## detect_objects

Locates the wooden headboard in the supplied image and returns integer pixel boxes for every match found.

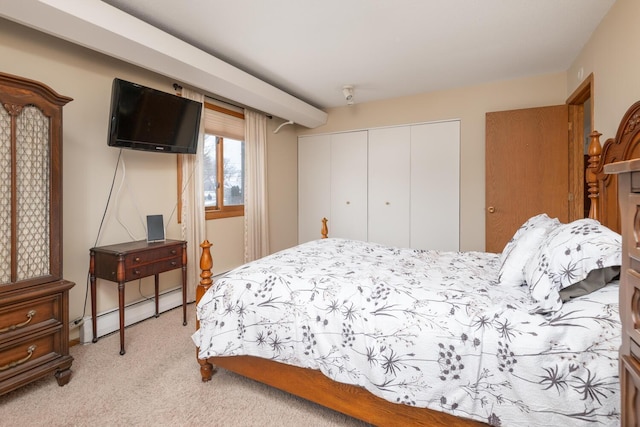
[587,100,640,233]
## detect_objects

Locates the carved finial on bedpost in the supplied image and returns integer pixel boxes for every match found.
[321,217,328,239]
[197,240,213,301]
[586,130,602,221]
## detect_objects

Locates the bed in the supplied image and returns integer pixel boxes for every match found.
[191,104,639,426]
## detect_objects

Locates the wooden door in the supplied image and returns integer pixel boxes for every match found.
[485,105,569,253]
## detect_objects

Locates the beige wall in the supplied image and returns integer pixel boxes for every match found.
[298,74,568,251]
[567,0,640,141]
[266,120,299,252]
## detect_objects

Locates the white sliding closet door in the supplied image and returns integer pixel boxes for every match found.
[298,135,330,243]
[299,121,459,250]
[410,120,460,251]
[368,126,411,248]
[330,131,368,241]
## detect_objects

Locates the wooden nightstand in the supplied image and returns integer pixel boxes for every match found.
[89,239,187,355]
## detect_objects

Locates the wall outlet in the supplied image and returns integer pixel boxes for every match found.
[69,318,84,330]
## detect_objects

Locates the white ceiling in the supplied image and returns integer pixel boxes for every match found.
[101,0,615,109]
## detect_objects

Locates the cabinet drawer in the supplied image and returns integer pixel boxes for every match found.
[126,257,182,278]
[621,354,640,427]
[0,294,62,342]
[627,194,640,262]
[124,245,182,267]
[624,269,640,346]
[631,171,640,192]
[0,328,63,382]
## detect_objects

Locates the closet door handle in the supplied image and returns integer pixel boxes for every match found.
[488,206,496,213]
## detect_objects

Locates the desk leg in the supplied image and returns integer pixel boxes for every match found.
[154,274,159,318]
[118,282,126,355]
[182,264,187,326]
[181,242,188,326]
[90,252,98,343]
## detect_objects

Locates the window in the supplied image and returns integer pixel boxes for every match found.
[202,102,245,219]
[176,100,244,221]
[203,133,245,219]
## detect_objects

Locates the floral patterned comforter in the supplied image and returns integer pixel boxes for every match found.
[192,238,620,426]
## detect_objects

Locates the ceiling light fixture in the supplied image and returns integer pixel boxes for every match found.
[342,85,354,106]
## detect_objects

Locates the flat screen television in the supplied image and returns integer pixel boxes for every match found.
[107,78,202,154]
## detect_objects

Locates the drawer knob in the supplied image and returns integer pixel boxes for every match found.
[170,261,177,267]
[0,344,37,371]
[0,309,36,333]
[134,257,141,263]
[133,269,141,275]
[170,250,177,255]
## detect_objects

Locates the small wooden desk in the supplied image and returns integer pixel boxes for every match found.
[89,239,187,355]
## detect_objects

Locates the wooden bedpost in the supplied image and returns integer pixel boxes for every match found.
[196,239,215,382]
[321,217,328,239]
[586,130,603,221]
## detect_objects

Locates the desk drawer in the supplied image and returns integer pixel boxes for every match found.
[126,257,182,278]
[125,245,182,267]
[0,295,62,343]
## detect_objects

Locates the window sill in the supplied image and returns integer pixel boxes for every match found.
[205,207,244,220]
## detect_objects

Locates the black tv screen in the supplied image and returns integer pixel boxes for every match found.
[107,78,202,154]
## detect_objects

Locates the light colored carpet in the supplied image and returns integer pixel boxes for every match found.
[0,304,369,427]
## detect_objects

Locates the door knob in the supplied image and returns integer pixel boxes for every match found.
[488,206,495,213]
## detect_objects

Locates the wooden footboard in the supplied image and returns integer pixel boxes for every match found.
[210,354,484,426]
[195,236,485,426]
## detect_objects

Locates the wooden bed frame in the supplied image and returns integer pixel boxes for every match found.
[194,105,640,426]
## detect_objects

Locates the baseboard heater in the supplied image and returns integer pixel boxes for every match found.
[78,286,185,344]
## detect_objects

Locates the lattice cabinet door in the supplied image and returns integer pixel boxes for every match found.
[0,73,72,289]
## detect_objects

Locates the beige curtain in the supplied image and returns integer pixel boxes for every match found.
[243,110,269,262]
[179,88,206,302]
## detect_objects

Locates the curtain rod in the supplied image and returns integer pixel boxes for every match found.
[174,82,274,119]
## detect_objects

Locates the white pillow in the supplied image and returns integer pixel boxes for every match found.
[499,214,561,266]
[498,226,548,286]
[499,214,561,284]
[524,218,621,314]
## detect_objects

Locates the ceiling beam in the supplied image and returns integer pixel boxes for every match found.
[0,0,327,128]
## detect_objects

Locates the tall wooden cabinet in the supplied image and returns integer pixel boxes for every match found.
[299,120,460,250]
[0,72,74,395]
